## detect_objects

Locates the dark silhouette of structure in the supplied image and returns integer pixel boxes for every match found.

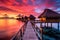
[24,16,28,20]
[16,14,21,18]
[29,15,36,20]
[16,14,22,20]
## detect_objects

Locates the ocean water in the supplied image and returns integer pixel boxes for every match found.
[0,19,24,40]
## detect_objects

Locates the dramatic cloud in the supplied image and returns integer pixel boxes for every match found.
[0,0,9,3]
[0,0,60,16]
[0,6,17,12]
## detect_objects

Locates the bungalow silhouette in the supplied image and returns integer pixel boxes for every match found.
[29,15,36,20]
[38,9,60,22]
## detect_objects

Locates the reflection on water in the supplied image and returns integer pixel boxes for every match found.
[0,19,24,40]
[35,23,60,30]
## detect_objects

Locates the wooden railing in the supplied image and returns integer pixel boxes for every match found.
[11,22,27,40]
[31,21,42,40]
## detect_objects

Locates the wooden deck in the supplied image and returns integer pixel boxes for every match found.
[22,21,38,40]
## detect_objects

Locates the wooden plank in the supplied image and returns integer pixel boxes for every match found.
[23,21,38,40]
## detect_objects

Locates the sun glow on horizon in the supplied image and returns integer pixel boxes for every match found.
[0,11,20,18]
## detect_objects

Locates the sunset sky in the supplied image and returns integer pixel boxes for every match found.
[0,0,60,17]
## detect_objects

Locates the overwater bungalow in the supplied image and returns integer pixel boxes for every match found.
[38,9,60,30]
[38,9,60,22]
[37,9,60,40]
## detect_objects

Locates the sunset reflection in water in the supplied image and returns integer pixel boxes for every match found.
[0,19,24,40]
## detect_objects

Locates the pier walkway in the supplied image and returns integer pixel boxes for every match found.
[22,21,38,40]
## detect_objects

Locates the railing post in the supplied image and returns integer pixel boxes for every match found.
[51,22,52,29]
[40,22,43,40]
[20,30,22,40]
[47,23,48,27]
[58,22,59,31]
[44,22,46,27]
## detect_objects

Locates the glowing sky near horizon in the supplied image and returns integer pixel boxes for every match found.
[0,0,60,16]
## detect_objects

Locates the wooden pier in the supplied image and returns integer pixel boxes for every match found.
[23,21,38,40]
[11,21,39,40]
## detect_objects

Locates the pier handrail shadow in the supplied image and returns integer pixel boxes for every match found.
[11,22,27,40]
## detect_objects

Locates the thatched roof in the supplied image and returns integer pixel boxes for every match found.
[38,9,60,18]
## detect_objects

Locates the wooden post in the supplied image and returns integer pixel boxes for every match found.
[58,22,59,31]
[44,22,46,27]
[47,23,48,27]
[51,22,52,29]
[40,22,43,40]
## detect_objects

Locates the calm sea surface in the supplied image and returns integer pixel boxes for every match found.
[0,19,24,40]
